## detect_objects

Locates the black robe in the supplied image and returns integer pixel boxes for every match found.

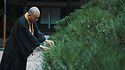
[0,15,46,70]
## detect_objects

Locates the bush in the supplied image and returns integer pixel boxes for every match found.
[43,0,125,70]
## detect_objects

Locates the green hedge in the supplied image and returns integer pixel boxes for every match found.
[43,0,125,70]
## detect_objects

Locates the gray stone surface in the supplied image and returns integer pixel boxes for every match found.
[0,51,3,62]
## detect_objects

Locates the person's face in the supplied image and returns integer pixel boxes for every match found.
[29,13,40,23]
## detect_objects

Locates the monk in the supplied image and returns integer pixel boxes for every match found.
[0,6,54,70]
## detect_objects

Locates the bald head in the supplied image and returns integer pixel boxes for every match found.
[28,6,40,23]
[28,6,40,15]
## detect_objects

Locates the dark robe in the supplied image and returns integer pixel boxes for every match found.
[0,15,46,70]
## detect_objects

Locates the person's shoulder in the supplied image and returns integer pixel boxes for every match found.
[17,15,26,23]
[14,15,27,27]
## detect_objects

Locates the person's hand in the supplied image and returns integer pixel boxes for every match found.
[39,45,50,50]
[42,47,50,50]
[45,40,54,45]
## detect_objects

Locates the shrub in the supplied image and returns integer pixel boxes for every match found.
[43,0,125,70]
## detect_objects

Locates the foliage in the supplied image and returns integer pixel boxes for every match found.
[43,0,125,70]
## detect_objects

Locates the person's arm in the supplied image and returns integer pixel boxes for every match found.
[35,23,54,45]
[35,23,46,43]
[16,22,40,52]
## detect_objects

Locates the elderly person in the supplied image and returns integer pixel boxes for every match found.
[0,6,54,70]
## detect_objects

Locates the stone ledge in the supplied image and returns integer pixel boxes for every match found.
[0,51,3,62]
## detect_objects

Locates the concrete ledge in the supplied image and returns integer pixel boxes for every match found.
[0,48,4,62]
[0,51,3,62]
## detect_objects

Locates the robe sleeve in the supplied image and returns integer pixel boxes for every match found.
[15,21,40,53]
[35,23,46,43]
